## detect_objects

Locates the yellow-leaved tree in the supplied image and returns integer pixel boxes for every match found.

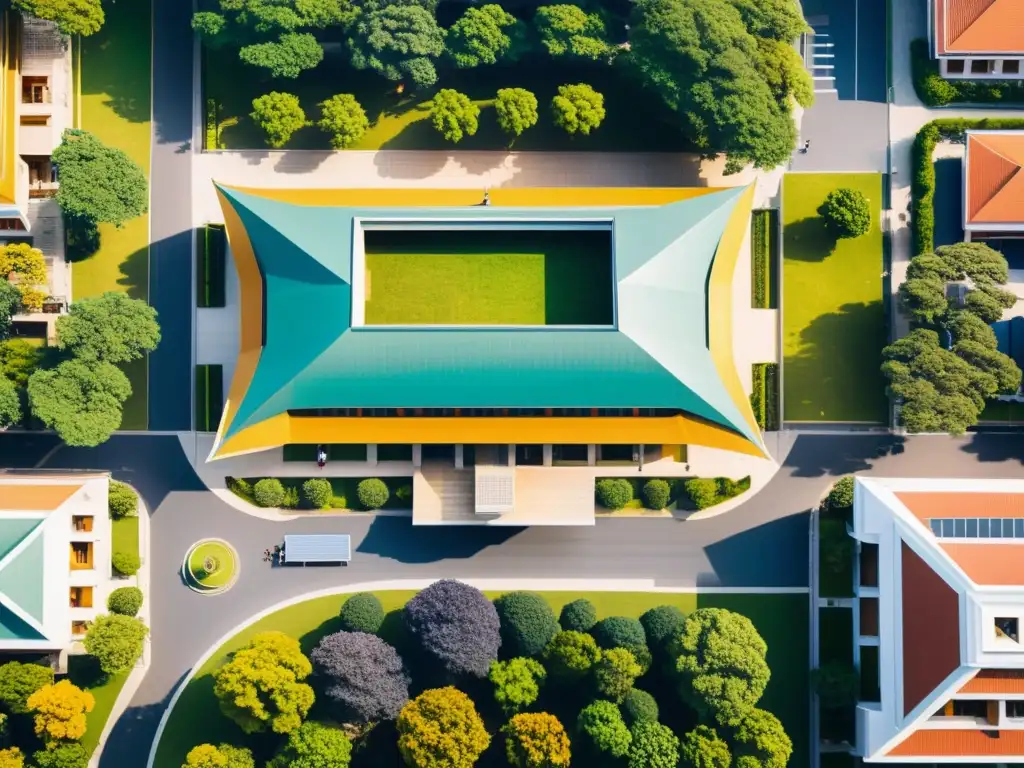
[0,746,23,768]
[397,687,490,768]
[503,712,571,768]
[0,243,47,313]
[27,680,95,741]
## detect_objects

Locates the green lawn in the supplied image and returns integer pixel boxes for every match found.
[66,656,130,757]
[75,0,152,429]
[187,542,236,589]
[782,173,888,423]
[363,229,613,326]
[205,46,691,152]
[153,590,809,768]
[111,516,139,563]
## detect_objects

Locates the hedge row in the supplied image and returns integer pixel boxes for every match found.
[911,38,1024,107]
[227,476,412,511]
[595,476,751,511]
[751,210,772,309]
[750,364,766,429]
[912,116,1024,256]
[764,363,780,430]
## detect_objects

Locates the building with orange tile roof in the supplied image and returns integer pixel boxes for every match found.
[962,131,1024,237]
[851,477,1024,761]
[929,0,1024,79]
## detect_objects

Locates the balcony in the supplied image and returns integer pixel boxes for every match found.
[69,542,92,571]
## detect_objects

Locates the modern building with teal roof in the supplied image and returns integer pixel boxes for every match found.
[211,185,767,471]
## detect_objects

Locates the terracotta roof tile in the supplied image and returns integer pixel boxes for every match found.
[939,543,1024,585]
[902,541,961,716]
[938,0,1024,54]
[967,136,1023,223]
[0,484,81,511]
[959,669,1024,694]
[896,490,1024,520]
[888,728,1024,757]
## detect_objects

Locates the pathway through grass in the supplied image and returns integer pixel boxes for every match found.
[782,173,888,422]
[75,1,152,428]
[153,589,809,768]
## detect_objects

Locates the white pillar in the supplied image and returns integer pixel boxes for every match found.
[412,444,422,468]
[508,444,516,467]
[543,444,553,466]
[587,444,597,466]
[455,444,464,469]
[367,444,378,467]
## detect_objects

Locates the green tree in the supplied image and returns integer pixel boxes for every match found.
[594,648,643,702]
[898,276,948,325]
[819,188,871,239]
[543,630,601,681]
[489,658,546,715]
[28,360,132,447]
[964,288,1014,324]
[812,661,859,709]
[621,689,659,726]
[396,687,490,768]
[83,614,149,675]
[27,681,94,742]
[731,708,792,768]
[430,89,480,143]
[727,0,808,40]
[627,721,680,768]
[357,478,390,509]
[51,130,148,227]
[559,598,597,632]
[108,480,139,519]
[642,479,671,510]
[639,605,686,663]
[213,632,314,734]
[534,5,609,60]
[672,608,769,724]
[338,592,386,634]
[551,84,605,136]
[503,712,571,768]
[316,94,369,149]
[595,478,632,509]
[0,662,53,715]
[494,591,560,657]
[494,88,538,142]
[239,33,325,79]
[0,244,45,313]
[31,742,90,768]
[349,5,445,88]
[826,476,854,510]
[0,282,21,338]
[107,586,144,617]
[56,292,160,364]
[0,339,43,388]
[447,5,526,68]
[0,378,18,430]
[755,38,813,108]
[577,700,631,759]
[182,744,255,768]
[268,721,351,768]
[13,0,104,36]
[948,309,999,347]
[628,0,796,171]
[251,92,307,148]
[112,551,141,576]
[679,725,731,768]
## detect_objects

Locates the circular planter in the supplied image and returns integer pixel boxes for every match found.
[182,539,239,595]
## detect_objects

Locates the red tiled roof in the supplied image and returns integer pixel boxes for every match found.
[935,0,1024,55]
[959,669,1024,694]
[964,134,1024,226]
[896,490,1024,520]
[888,728,1024,756]
[939,543,1024,586]
[901,541,961,716]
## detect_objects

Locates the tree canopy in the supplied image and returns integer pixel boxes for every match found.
[27,681,94,742]
[731,708,793,768]
[316,94,369,149]
[900,242,1015,325]
[183,744,255,768]
[542,630,601,681]
[576,700,631,759]
[396,687,490,768]
[727,0,807,40]
[494,591,560,657]
[628,0,797,171]
[56,292,161,364]
[494,88,539,141]
[534,5,610,60]
[309,631,410,723]
[13,0,104,36]
[30,742,90,768]
[489,658,546,715]
[348,5,445,88]
[627,721,680,768]
[0,244,46,313]
[594,648,643,702]
[239,33,325,78]
[0,747,20,768]
[679,725,731,768]
[0,282,20,339]
[819,187,871,239]
[447,5,526,68]
[213,631,314,734]
[404,580,501,678]
[51,130,148,227]
[430,89,480,143]
[27,360,132,447]
[502,712,571,768]
[83,615,150,675]
[551,83,605,136]
[267,721,352,768]
[0,662,53,715]
[251,92,307,148]
[0,378,18,430]
[672,608,770,724]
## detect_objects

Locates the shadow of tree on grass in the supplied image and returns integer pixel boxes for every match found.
[783,215,839,262]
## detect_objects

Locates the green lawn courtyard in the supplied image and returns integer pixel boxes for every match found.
[67,656,130,758]
[75,0,152,429]
[111,516,139,565]
[204,45,691,152]
[782,173,888,423]
[153,589,809,768]
[363,229,613,326]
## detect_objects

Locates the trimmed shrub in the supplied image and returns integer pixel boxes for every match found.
[684,478,718,510]
[108,481,138,519]
[827,476,855,510]
[639,605,686,657]
[911,38,1024,107]
[764,363,780,430]
[577,699,631,759]
[253,478,285,508]
[750,363,767,429]
[227,477,252,500]
[357,478,389,509]
[494,591,560,657]
[542,630,601,681]
[642,479,670,510]
[396,484,413,503]
[750,210,771,308]
[112,551,141,576]
[595,478,632,510]
[339,592,386,634]
[301,478,332,509]
[281,485,299,509]
[310,631,410,723]
[592,617,650,670]
[819,187,871,239]
[621,688,659,726]
[559,598,597,633]
[107,586,143,617]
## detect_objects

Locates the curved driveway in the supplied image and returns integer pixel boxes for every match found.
[3,431,1024,765]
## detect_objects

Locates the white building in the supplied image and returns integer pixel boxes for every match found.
[851,476,1024,761]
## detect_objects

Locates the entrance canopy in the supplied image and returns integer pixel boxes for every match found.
[283,534,351,564]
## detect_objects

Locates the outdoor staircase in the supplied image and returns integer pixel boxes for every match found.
[413,462,477,523]
[804,26,838,94]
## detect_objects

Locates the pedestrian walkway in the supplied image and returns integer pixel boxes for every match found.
[806,29,837,94]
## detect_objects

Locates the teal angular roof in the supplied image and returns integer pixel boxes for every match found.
[0,518,47,641]
[218,185,758,446]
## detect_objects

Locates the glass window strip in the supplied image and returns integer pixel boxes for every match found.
[928,517,1024,539]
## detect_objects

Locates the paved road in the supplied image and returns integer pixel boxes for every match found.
[146,0,194,431]
[3,431,1023,765]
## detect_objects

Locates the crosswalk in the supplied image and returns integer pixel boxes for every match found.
[807,29,838,94]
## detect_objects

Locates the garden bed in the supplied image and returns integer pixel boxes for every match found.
[595,475,751,513]
[911,38,1024,107]
[226,476,413,511]
[751,209,778,309]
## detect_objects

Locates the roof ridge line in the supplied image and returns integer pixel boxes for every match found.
[948,0,1000,49]
[0,590,48,638]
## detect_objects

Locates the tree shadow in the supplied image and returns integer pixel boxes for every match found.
[781,433,906,479]
[783,215,839,262]
[116,245,149,302]
[65,217,101,263]
[79,2,152,125]
[960,432,1024,464]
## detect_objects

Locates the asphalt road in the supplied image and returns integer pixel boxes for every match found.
[146,0,194,431]
[3,431,1023,765]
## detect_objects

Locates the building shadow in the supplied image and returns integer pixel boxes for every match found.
[97,678,180,768]
[356,515,524,563]
[703,514,810,588]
